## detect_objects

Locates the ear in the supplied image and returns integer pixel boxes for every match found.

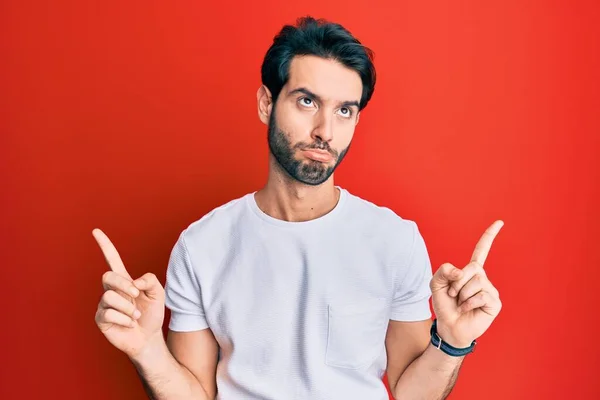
[257,85,273,125]
[355,111,360,126]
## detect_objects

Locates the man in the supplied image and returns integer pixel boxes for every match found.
[93,16,503,400]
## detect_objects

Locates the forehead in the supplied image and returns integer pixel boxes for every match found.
[286,55,362,103]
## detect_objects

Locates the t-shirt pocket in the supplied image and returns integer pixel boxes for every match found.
[325,297,389,370]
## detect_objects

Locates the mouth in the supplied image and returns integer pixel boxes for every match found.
[301,148,334,163]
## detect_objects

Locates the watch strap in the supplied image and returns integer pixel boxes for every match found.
[430,319,476,357]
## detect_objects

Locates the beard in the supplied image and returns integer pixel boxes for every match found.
[267,110,351,186]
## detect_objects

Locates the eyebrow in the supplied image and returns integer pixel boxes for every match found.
[288,87,360,109]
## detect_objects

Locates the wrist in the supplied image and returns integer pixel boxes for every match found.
[435,321,473,349]
[129,331,167,368]
[426,341,466,364]
[431,319,476,357]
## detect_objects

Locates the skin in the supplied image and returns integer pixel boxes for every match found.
[254,55,361,222]
[93,54,503,400]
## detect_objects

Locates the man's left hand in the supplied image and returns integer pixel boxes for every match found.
[430,220,504,348]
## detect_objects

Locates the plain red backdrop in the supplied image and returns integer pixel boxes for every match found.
[1,1,599,399]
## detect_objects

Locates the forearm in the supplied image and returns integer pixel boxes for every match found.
[393,343,464,400]
[130,334,211,400]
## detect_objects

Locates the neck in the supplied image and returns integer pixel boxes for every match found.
[254,156,340,222]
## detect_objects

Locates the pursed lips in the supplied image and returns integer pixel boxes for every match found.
[301,148,334,162]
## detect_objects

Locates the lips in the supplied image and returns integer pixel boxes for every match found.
[302,149,333,162]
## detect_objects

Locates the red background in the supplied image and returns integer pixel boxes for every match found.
[1,1,598,399]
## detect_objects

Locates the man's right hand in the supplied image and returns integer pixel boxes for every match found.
[93,228,166,359]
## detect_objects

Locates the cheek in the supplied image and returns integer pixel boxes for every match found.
[332,121,356,148]
[276,104,314,141]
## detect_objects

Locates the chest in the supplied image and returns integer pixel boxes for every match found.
[200,232,395,355]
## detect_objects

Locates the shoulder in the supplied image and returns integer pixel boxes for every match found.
[179,192,252,246]
[343,188,419,239]
[341,188,424,267]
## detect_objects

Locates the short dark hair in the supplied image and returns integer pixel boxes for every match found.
[261,16,376,111]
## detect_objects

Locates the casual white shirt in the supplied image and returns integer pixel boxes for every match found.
[165,187,433,400]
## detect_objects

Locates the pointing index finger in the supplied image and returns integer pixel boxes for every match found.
[92,228,132,280]
[470,220,504,268]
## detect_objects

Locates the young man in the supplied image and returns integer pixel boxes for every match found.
[93,16,503,400]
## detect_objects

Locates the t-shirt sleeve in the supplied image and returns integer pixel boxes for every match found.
[164,230,209,332]
[390,221,433,321]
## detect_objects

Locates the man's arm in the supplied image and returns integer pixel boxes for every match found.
[131,227,220,399]
[386,319,463,400]
[386,221,505,399]
[130,328,219,400]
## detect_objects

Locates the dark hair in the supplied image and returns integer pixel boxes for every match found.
[261,16,376,111]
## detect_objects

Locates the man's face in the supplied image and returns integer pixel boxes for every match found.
[267,55,362,186]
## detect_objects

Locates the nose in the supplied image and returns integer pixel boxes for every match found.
[311,111,334,143]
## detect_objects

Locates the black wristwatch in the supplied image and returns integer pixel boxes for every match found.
[430,319,476,357]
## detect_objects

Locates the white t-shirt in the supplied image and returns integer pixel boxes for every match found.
[164,187,433,400]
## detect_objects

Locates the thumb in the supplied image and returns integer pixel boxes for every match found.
[430,263,463,291]
[133,273,165,300]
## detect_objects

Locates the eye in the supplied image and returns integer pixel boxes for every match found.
[338,107,353,118]
[299,97,314,108]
